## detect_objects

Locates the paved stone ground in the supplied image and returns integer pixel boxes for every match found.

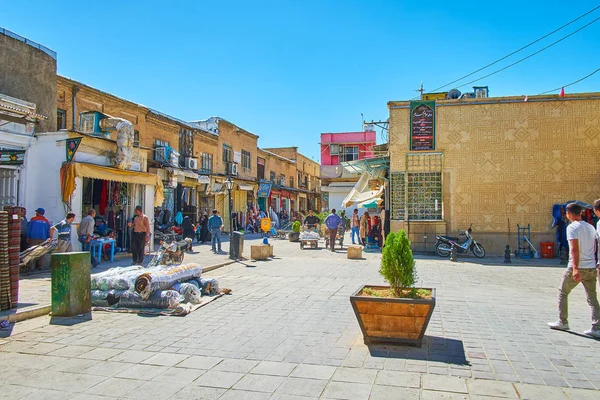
[1,234,599,399]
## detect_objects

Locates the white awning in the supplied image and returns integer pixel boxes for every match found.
[342,172,384,208]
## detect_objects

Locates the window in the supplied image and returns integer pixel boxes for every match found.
[242,150,251,170]
[179,128,194,167]
[223,144,233,163]
[57,109,66,130]
[154,139,170,162]
[340,146,359,162]
[155,139,169,148]
[133,130,140,147]
[289,177,294,188]
[257,157,266,180]
[270,171,276,183]
[200,153,213,174]
[279,175,286,186]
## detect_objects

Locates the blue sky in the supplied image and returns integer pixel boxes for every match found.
[2,1,599,161]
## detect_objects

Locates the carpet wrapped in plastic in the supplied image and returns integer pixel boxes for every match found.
[91,265,146,291]
[134,263,203,299]
[299,231,320,240]
[118,290,181,309]
[91,289,127,307]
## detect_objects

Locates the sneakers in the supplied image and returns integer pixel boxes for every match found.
[583,328,600,338]
[548,321,570,331]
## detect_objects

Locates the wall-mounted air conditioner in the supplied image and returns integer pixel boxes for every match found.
[155,147,167,162]
[330,144,340,155]
[228,163,238,175]
[185,157,198,170]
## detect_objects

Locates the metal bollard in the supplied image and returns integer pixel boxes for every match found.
[450,244,458,262]
[504,245,512,264]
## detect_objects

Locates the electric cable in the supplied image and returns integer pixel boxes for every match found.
[427,5,600,93]
[454,16,600,89]
[539,67,600,94]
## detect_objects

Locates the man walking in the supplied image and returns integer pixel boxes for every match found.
[128,205,151,264]
[350,209,360,244]
[53,212,75,253]
[208,209,223,252]
[78,208,98,268]
[325,208,342,252]
[548,202,600,338]
[26,207,53,270]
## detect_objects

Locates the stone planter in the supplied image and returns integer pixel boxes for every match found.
[288,232,300,242]
[350,285,436,347]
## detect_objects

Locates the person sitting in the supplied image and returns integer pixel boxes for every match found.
[303,210,320,230]
[367,216,382,248]
[102,230,121,261]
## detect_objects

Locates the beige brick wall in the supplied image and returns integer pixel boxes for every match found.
[215,119,258,181]
[388,94,600,254]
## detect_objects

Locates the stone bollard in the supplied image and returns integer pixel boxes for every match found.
[347,245,363,259]
[450,244,458,262]
[504,245,512,264]
[51,252,91,317]
[251,245,270,260]
[267,244,274,257]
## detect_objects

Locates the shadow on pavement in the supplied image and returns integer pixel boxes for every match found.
[50,312,92,326]
[366,336,470,366]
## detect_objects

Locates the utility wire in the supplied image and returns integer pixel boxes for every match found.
[454,16,600,89]
[539,67,600,94]
[428,5,600,93]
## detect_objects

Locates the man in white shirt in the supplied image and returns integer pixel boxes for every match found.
[548,202,600,338]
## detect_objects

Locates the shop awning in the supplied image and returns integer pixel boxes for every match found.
[61,162,164,206]
[342,172,384,208]
[238,184,254,191]
[341,156,390,175]
[359,198,382,208]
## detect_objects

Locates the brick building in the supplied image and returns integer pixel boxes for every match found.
[387,92,600,254]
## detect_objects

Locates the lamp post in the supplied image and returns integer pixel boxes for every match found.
[224,176,234,259]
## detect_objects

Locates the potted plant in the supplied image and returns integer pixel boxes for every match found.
[350,229,435,347]
[288,221,301,242]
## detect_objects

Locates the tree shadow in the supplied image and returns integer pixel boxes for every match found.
[366,336,470,366]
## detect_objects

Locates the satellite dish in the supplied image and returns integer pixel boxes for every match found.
[448,89,461,99]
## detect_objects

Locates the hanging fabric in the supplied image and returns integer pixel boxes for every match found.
[100,180,108,215]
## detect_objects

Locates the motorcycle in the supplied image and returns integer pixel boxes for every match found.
[148,237,193,267]
[435,224,486,258]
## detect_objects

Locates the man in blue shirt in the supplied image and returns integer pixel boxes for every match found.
[208,209,223,252]
[26,207,53,270]
[52,212,75,253]
[325,209,342,252]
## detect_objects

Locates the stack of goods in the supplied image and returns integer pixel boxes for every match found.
[90,263,216,310]
[5,206,22,307]
[299,230,320,240]
[0,211,10,310]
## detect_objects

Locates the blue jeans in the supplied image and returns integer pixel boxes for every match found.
[79,235,98,267]
[211,228,222,251]
[351,226,359,244]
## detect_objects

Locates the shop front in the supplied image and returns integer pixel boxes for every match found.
[257,181,272,213]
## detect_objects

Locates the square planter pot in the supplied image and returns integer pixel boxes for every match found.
[350,285,436,347]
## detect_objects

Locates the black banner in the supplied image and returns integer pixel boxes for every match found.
[410,101,436,151]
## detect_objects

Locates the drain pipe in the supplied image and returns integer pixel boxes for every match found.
[71,85,79,130]
[99,117,134,170]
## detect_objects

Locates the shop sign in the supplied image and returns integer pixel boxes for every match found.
[197,175,210,184]
[0,150,25,165]
[258,182,272,197]
[410,100,436,151]
[65,137,82,162]
[234,151,242,163]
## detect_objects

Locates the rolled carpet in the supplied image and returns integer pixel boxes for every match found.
[135,263,203,300]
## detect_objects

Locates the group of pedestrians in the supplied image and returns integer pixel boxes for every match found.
[349,208,383,248]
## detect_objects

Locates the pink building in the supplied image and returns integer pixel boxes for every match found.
[320,130,377,212]
[320,131,376,166]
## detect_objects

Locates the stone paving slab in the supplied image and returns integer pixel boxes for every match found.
[1,233,600,398]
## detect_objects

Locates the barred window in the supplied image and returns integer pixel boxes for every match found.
[222,144,233,163]
[289,177,294,188]
[242,150,251,170]
[200,153,213,174]
[270,171,276,183]
[340,146,359,162]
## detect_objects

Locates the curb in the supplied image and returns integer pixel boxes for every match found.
[3,258,243,326]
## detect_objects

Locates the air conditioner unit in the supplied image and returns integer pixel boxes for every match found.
[228,163,238,175]
[185,157,198,170]
[155,147,167,162]
[330,144,340,155]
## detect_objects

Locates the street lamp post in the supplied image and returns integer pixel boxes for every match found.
[224,176,234,259]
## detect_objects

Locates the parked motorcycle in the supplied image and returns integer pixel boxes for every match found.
[148,237,193,267]
[435,224,486,258]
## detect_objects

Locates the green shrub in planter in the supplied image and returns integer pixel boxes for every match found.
[379,230,419,298]
[292,221,301,233]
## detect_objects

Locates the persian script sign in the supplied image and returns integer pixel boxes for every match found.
[410,101,436,151]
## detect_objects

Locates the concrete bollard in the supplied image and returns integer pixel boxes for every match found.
[267,244,274,257]
[51,252,91,317]
[347,245,363,259]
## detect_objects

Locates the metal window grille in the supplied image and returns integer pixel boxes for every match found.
[242,150,251,169]
[201,153,213,174]
[390,172,405,220]
[406,153,443,221]
[0,168,18,206]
